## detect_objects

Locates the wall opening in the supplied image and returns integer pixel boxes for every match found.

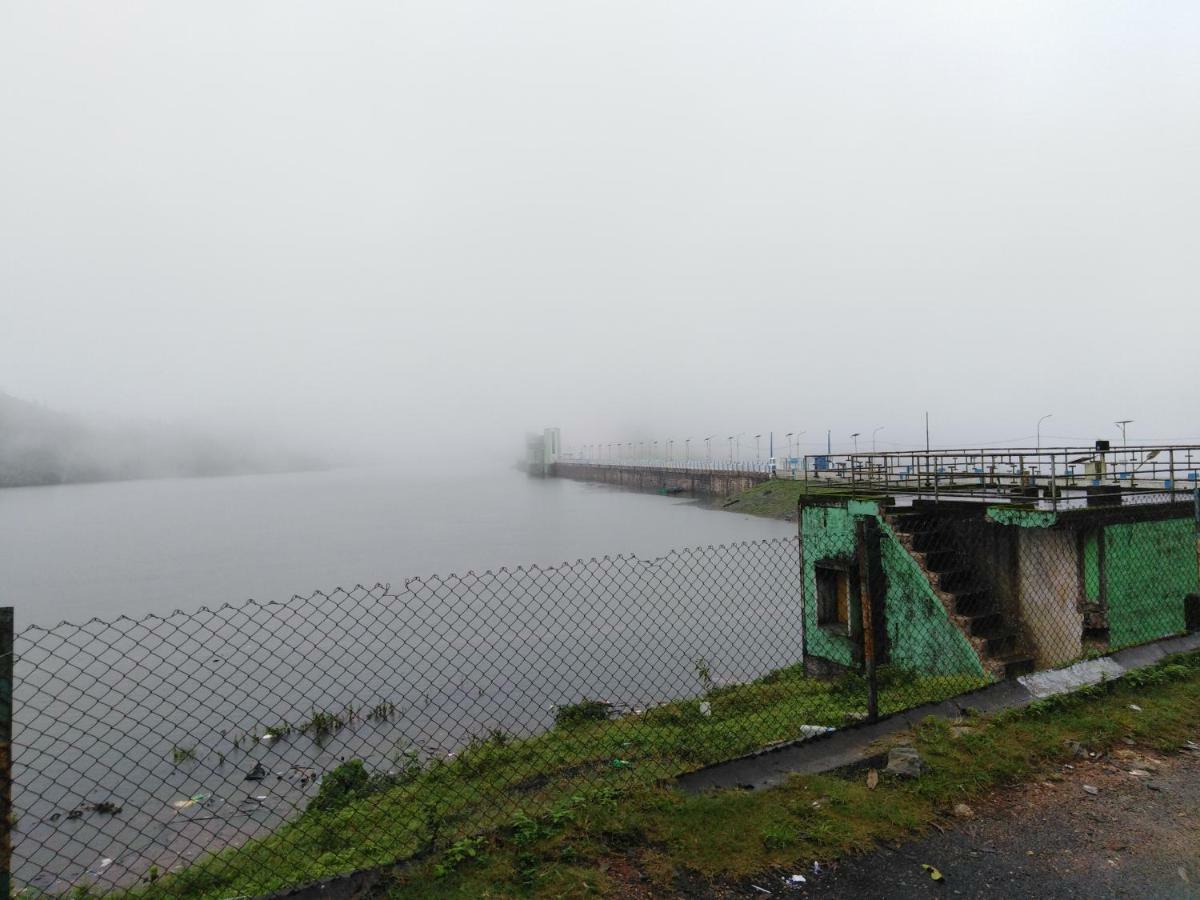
[816,563,852,635]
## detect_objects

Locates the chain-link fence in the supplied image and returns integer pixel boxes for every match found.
[8,499,1199,897]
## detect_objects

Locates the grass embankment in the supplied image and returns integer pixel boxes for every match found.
[718,480,880,520]
[133,665,982,899]
[372,651,1200,898]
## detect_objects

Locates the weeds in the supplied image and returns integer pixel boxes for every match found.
[432,836,484,878]
[694,657,715,694]
[301,709,346,739]
[367,701,397,722]
[554,699,611,729]
[171,745,196,764]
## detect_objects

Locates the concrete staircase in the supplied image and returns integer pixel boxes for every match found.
[887,511,1035,680]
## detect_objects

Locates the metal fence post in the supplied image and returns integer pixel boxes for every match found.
[0,607,12,900]
[856,520,878,723]
[1194,488,1200,585]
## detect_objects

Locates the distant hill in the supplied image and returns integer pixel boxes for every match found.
[0,392,322,488]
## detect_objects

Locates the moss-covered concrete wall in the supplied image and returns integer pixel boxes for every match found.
[800,504,858,667]
[877,521,984,676]
[988,504,1196,656]
[1105,517,1197,647]
[801,501,983,677]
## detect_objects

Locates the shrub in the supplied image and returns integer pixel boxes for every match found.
[554,699,610,729]
[307,760,370,814]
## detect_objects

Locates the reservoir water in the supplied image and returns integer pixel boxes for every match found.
[3,465,803,890]
[0,465,792,627]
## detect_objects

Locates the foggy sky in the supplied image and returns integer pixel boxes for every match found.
[2,1,1198,463]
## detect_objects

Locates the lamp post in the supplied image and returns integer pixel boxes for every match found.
[850,432,861,453]
[1036,414,1052,452]
[1115,419,1132,477]
[727,435,734,462]
[1115,419,1132,448]
[685,437,692,463]
[785,432,793,461]
[871,426,884,453]
[754,434,762,461]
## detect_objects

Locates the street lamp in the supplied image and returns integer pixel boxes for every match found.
[850,432,861,453]
[685,437,692,462]
[754,434,762,461]
[871,426,884,453]
[1036,414,1052,452]
[1115,419,1132,448]
[727,435,734,462]
[705,435,715,460]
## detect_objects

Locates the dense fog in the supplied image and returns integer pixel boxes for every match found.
[3,2,1198,477]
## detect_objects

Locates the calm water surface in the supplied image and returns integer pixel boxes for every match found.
[0,466,792,627]
[3,467,800,891]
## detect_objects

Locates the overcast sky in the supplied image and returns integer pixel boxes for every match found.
[2,1,1197,460]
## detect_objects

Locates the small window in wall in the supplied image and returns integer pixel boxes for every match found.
[816,564,851,634]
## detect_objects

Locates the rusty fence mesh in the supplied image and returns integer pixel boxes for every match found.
[10,501,1200,897]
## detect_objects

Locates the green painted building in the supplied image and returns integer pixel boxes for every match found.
[800,494,1199,681]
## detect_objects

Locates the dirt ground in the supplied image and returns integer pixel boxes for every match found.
[596,738,1200,899]
[738,741,1200,899]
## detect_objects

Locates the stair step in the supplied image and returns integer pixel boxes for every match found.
[951,589,994,616]
[984,631,1017,656]
[922,549,959,572]
[911,533,938,553]
[890,514,927,532]
[936,568,976,591]
[965,612,1004,637]
[998,654,1035,679]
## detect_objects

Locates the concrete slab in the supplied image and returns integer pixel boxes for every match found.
[677,716,909,793]
[953,680,1035,715]
[1019,657,1126,699]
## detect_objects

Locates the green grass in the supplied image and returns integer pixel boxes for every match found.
[372,649,1200,898]
[117,664,983,899]
[719,480,883,520]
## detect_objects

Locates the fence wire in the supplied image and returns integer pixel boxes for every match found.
[9,500,1200,897]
